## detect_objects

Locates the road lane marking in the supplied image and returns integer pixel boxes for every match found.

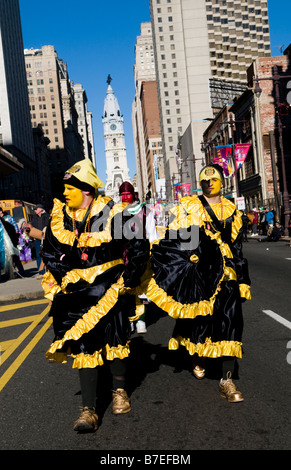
[0,316,53,393]
[0,305,50,367]
[0,315,40,328]
[262,310,291,330]
[0,340,15,351]
[0,299,48,313]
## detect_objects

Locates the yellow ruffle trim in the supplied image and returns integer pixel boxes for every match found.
[105,342,131,362]
[50,197,128,247]
[239,283,252,300]
[45,276,124,360]
[141,274,219,319]
[169,336,243,359]
[41,258,124,301]
[45,342,131,369]
[168,196,242,243]
[129,296,145,322]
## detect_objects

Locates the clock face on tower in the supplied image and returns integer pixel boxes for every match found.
[110,124,117,131]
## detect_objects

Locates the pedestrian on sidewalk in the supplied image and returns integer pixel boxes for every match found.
[0,219,17,280]
[41,159,149,432]
[266,208,274,227]
[142,164,251,402]
[0,209,25,278]
[28,204,50,278]
[17,219,32,263]
[251,208,258,236]
[258,221,284,242]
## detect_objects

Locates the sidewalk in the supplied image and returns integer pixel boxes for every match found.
[0,260,44,302]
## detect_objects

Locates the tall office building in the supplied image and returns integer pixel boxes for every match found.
[24,46,84,197]
[73,83,96,165]
[132,22,164,199]
[150,0,271,199]
[0,0,36,197]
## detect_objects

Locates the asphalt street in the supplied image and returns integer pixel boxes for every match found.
[0,238,290,453]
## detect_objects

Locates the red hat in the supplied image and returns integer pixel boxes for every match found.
[119,181,135,195]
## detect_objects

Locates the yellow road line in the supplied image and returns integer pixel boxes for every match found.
[0,340,14,351]
[0,305,50,367]
[0,299,48,313]
[0,316,53,393]
[0,316,40,328]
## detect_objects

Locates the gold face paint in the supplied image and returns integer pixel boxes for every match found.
[204,178,222,198]
[200,178,221,197]
[63,184,84,209]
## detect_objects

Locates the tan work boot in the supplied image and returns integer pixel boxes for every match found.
[73,407,98,432]
[112,388,131,414]
[219,371,244,403]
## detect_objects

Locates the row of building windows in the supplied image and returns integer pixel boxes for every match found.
[28,87,54,94]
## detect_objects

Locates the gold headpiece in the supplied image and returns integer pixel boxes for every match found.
[199,166,223,184]
[64,159,104,192]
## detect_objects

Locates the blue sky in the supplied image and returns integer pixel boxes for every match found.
[19,0,290,186]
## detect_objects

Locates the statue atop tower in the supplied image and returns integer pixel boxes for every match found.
[102,76,130,201]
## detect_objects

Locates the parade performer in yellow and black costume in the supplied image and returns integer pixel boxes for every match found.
[142,164,251,402]
[41,160,149,432]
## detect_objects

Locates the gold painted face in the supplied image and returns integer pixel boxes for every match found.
[63,184,84,209]
[201,178,222,198]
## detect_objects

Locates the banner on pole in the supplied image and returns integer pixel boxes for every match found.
[214,143,251,177]
[235,143,251,169]
[173,182,191,200]
[214,145,233,178]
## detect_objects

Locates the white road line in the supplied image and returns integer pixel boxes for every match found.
[263,310,291,330]
[285,258,291,261]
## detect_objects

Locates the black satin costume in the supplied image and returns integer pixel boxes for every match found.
[140,195,251,360]
[41,197,149,369]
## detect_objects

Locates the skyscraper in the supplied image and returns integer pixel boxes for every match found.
[24,45,84,197]
[150,0,271,199]
[132,22,164,200]
[73,83,96,165]
[0,0,36,196]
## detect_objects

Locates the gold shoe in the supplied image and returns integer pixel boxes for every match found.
[219,371,244,403]
[193,364,206,379]
[192,356,205,379]
[112,388,131,414]
[73,407,98,432]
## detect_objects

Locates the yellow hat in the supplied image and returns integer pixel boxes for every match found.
[199,165,223,184]
[64,159,104,192]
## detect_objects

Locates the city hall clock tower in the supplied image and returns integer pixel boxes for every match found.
[102,75,130,200]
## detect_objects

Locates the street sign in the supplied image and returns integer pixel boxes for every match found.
[237,196,245,210]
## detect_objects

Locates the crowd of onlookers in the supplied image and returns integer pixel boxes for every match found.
[242,207,288,242]
[0,204,49,281]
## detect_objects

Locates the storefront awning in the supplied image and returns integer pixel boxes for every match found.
[0,147,23,176]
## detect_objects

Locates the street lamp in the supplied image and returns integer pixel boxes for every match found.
[254,65,291,236]
[216,115,247,200]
